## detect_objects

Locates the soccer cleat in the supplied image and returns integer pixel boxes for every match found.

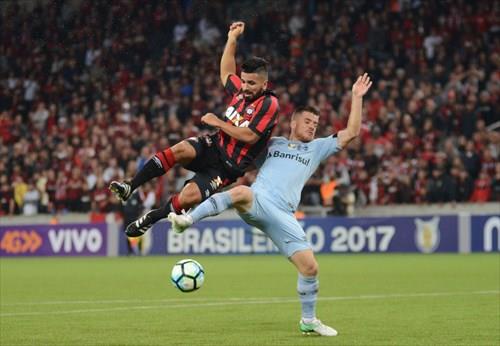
[300,319,338,336]
[109,180,132,202]
[167,212,193,234]
[125,210,155,237]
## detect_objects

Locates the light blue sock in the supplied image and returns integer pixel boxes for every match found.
[297,273,318,320]
[189,191,233,223]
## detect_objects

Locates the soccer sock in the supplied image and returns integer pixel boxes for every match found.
[148,194,182,223]
[189,191,232,223]
[130,148,176,191]
[297,273,318,321]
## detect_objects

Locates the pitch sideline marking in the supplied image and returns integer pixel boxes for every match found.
[1,290,498,317]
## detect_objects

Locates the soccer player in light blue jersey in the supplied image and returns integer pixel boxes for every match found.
[168,73,372,336]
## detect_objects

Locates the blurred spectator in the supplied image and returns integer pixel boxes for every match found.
[122,191,144,255]
[454,171,474,202]
[103,158,124,184]
[92,177,111,213]
[460,140,481,180]
[320,174,337,207]
[22,182,40,216]
[13,176,28,214]
[470,170,492,202]
[426,168,456,203]
[492,164,500,202]
[0,175,15,215]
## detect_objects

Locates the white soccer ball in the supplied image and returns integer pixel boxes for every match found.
[171,259,205,292]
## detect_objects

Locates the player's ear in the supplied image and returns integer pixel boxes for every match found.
[263,80,268,90]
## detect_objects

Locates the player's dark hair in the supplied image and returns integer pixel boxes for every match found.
[241,57,269,77]
[292,106,319,119]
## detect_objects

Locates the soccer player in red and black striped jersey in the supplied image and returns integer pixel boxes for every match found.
[109,21,280,237]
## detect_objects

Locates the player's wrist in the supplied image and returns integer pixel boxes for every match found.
[214,118,223,128]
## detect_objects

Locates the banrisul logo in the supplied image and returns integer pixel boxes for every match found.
[268,150,310,166]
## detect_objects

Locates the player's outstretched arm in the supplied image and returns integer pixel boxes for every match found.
[220,21,245,86]
[337,73,372,148]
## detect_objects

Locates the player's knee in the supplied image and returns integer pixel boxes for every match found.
[179,184,202,208]
[301,260,318,277]
[230,185,251,203]
[171,141,196,163]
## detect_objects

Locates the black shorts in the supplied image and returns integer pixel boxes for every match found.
[184,134,243,201]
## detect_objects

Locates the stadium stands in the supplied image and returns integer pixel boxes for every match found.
[1,0,498,216]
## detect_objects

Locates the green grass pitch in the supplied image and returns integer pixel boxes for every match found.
[1,254,499,345]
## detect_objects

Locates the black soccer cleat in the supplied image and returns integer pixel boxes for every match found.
[109,180,132,202]
[125,210,154,237]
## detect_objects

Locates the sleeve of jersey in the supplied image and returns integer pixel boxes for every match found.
[224,74,242,96]
[315,135,343,162]
[254,148,268,168]
[248,96,279,136]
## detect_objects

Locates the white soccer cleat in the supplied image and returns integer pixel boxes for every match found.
[167,212,193,234]
[299,318,338,336]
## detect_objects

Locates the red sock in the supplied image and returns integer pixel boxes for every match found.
[155,148,176,173]
[171,194,182,213]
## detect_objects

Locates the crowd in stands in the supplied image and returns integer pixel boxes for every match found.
[1,0,499,217]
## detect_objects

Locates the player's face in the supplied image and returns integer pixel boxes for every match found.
[291,112,319,142]
[241,72,267,102]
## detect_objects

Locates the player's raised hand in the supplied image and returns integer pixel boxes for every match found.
[352,73,372,97]
[228,21,245,40]
[201,113,221,128]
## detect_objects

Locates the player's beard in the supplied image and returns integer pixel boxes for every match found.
[244,89,263,102]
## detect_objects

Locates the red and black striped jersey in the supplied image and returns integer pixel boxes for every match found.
[217,74,279,172]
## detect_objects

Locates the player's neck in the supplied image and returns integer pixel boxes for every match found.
[288,134,312,143]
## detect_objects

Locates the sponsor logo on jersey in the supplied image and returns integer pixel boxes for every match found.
[225,106,250,127]
[203,136,212,146]
[267,150,310,166]
[209,176,223,191]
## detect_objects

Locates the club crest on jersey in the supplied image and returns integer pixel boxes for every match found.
[414,217,441,253]
[288,143,309,151]
[225,106,250,127]
[203,136,213,146]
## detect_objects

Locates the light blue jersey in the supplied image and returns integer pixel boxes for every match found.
[252,135,342,212]
[238,135,342,257]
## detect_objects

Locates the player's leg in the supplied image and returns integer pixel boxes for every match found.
[290,249,319,321]
[256,205,337,337]
[110,140,196,202]
[290,250,338,336]
[168,185,253,233]
[126,158,239,237]
[125,182,201,237]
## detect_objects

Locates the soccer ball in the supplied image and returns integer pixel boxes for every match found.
[171,259,205,292]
